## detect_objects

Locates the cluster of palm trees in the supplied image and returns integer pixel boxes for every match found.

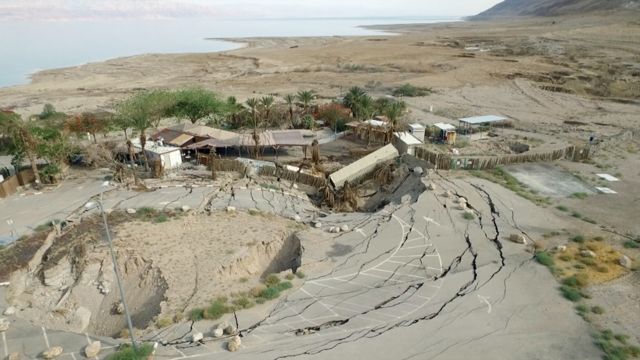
[342,86,407,143]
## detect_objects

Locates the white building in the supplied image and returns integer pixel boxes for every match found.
[133,139,183,169]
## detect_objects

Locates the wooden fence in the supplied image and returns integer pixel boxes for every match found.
[415,145,592,170]
[0,168,38,198]
[258,166,327,188]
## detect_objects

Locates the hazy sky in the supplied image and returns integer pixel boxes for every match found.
[0,0,504,20]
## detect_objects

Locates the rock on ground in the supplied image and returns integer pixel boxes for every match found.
[212,327,224,338]
[3,306,16,316]
[181,205,191,212]
[619,255,632,269]
[226,206,236,213]
[191,332,203,343]
[509,234,527,244]
[227,335,241,352]
[581,250,597,258]
[556,245,567,252]
[84,341,101,358]
[224,324,237,335]
[314,222,322,228]
[42,346,64,359]
[126,208,136,214]
[340,225,349,232]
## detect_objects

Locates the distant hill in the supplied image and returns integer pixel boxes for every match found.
[475,0,640,18]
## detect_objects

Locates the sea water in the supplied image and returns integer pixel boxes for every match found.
[0,16,457,88]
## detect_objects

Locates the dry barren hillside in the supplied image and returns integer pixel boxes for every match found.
[476,0,640,17]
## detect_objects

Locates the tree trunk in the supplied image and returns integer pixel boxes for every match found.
[92,132,97,143]
[140,130,150,171]
[27,150,41,189]
[123,129,128,140]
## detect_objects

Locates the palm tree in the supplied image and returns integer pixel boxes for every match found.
[245,98,261,159]
[224,96,244,129]
[296,90,315,115]
[0,113,42,187]
[283,94,296,128]
[383,100,406,143]
[259,96,275,126]
[343,87,373,120]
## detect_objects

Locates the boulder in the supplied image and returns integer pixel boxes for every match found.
[619,255,632,269]
[226,206,236,213]
[0,318,9,332]
[191,332,203,343]
[509,234,527,244]
[84,341,101,358]
[413,167,424,175]
[212,327,224,338]
[314,222,322,229]
[227,335,241,352]
[328,227,335,233]
[114,302,124,315]
[42,346,64,359]
[8,352,21,360]
[3,306,16,316]
[181,205,191,212]
[556,245,567,252]
[223,324,237,335]
[126,208,136,214]
[442,190,452,198]
[340,225,349,232]
[293,214,302,222]
[581,250,597,258]
[457,197,467,204]
[293,184,299,189]
[427,183,436,191]
[458,203,467,210]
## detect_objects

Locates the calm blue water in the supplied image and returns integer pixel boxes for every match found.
[0,17,457,88]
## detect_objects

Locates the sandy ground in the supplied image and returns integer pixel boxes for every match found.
[1,12,639,359]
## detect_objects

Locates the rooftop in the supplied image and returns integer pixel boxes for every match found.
[394,132,423,145]
[434,122,456,131]
[459,115,508,125]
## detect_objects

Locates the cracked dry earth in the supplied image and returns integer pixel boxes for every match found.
[148,175,600,360]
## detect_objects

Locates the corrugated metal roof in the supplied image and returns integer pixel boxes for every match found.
[458,115,508,125]
[132,139,181,155]
[329,144,399,189]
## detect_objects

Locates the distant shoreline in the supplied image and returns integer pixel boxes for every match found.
[0,17,460,90]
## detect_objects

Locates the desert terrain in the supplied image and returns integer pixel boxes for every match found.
[0,10,639,360]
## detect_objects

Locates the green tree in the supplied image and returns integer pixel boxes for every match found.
[343,87,373,120]
[65,112,105,143]
[383,101,406,143]
[296,90,315,116]
[224,96,245,129]
[0,112,42,187]
[39,103,57,120]
[259,96,275,126]
[245,98,262,158]
[169,88,225,125]
[117,91,172,170]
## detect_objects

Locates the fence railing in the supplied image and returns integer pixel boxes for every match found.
[414,145,592,170]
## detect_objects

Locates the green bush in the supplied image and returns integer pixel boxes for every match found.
[154,214,168,223]
[295,271,306,279]
[570,192,588,199]
[232,297,254,310]
[204,300,230,320]
[107,343,154,360]
[189,308,205,321]
[275,281,293,291]
[623,240,640,249]
[462,212,475,220]
[575,304,588,313]
[259,286,281,300]
[571,211,583,219]
[571,235,585,243]
[535,251,555,267]
[556,205,569,212]
[392,84,432,97]
[285,273,295,280]
[560,285,583,302]
[263,274,280,287]
[594,330,639,360]
[591,306,605,314]
[562,276,579,287]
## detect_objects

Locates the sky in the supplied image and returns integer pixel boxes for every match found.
[0,0,504,20]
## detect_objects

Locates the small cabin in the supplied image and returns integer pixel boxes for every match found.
[433,123,457,145]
